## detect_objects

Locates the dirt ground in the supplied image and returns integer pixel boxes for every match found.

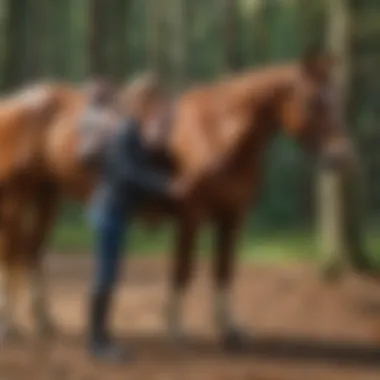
[1,255,380,380]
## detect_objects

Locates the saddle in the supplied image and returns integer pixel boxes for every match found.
[77,81,119,171]
[77,80,176,172]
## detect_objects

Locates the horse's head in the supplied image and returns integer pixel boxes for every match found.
[281,49,354,169]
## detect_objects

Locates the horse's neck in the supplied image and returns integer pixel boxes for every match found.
[219,67,294,169]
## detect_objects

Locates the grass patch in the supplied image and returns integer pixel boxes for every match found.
[50,216,380,269]
[51,218,315,259]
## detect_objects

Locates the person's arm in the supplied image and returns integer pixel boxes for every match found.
[110,119,172,197]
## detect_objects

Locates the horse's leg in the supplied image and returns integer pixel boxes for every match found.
[0,254,22,341]
[167,218,198,346]
[0,249,20,341]
[213,215,249,350]
[0,186,27,341]
[24,186,58,338]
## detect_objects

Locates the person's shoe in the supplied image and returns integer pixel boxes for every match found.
[87,290,132,363]
[88,337,132,363]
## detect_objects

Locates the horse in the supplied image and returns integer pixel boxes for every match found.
[0,50,358,348]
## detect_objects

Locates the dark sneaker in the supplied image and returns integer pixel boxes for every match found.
[88,338,133,363]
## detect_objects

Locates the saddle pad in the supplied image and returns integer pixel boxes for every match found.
[76,105,118,171]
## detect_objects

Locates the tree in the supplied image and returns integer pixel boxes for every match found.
[88,0,107,78]
[147,0,162,77]
[2,0,29,89]
[108,0,129,81]
[169,0,188,90]
[250,0,269,66]
[223,0,240,71]
[318,0,371,278]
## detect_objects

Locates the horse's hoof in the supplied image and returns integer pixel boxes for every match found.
[36,319,58,340]
[319,261,344,283]
[0,323,23,344]
[222,327,251,352]
[88,340,134,364]
[168,329,191,351]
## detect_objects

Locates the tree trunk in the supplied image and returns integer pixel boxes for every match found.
[318,0,371,279]
[223,0,240,71]
[106,0,129,81]
[88,0,107,78]
[147,0,162,77]
[316,166,348,279]
[28,0,45,80]
[168,0,187,91]
[2,0,28,89]
[251,0,268,66]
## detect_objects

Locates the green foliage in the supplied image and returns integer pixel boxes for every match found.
[1,0,380,234]
[51,207,316,258]
[50,213,380,269]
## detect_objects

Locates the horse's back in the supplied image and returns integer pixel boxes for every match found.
[0,83,61,181]
[0,82,84,183]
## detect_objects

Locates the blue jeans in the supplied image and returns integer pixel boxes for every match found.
[89,185,140,294]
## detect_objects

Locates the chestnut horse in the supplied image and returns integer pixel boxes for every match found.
[0,51,356,347]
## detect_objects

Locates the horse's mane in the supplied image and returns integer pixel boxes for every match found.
[218,63,298,94]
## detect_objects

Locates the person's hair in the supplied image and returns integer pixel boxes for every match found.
[120,72,163,116]
[85,78,114,105]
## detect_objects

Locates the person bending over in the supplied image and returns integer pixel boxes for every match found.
[86,75,185,362]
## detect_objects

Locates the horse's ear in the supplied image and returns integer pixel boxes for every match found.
[300,46,336,81]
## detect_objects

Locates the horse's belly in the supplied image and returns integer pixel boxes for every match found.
[211,185,251,210]
[44,114,96,201]
[61,175,95,202]
[46,148,95,201]
[205,172,261,214]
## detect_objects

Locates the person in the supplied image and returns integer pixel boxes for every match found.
[86,74,185,362]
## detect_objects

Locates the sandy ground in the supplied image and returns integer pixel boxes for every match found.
[1,255,380,380]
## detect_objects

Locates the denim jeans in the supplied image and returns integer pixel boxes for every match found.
[89,184,140,294]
